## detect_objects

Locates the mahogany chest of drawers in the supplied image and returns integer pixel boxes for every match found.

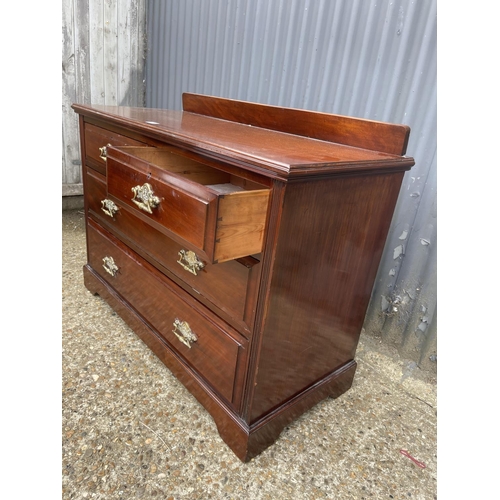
[72,93,414,461]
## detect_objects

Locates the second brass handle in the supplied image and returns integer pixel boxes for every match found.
[177,250,205,276]
[172,319,198,348]
[101,199,119,217]
[131,183,161,214]
[102,256,119,277]
[99,144,109,161]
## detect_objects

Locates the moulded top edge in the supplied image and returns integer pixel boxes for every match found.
[72,104,415,178]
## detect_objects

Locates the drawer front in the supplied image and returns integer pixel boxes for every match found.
[85,167,260,332]
[87,219,247,404]
[85,123,145,175]
[105,146,270,263]
[106,146,217,255]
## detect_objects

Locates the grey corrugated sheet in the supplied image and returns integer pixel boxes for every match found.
[145,0,437,373]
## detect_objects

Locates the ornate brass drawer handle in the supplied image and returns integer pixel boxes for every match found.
[102,256,119,277]
[99,145,108,161]
[177,249,205,276]
[172,319,198,348]
[131,183,161,214]
[101,199,119,217]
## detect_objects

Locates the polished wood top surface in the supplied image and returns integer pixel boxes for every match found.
[72,103,414,179]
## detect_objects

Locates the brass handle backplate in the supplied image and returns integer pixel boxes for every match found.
[177,250,205,276]
[101,199,119,217]
[102,256,119,277]
[131,183,161,214]
[99,145,108,161]
[172,319,198,348]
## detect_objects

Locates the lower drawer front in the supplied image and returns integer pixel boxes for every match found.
[87,219,246,404]
[85,167,259,332]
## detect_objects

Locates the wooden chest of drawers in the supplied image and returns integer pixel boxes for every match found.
[72,93,414,461]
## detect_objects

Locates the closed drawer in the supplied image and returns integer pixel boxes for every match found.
[105,145,271,263]
[87,219,247,405]
[85,123,145,175]
[85,167,260,332]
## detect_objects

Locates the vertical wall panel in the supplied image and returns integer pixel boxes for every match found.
[62,0,147,195]
[143,0,437,373]
[62,0,90,190]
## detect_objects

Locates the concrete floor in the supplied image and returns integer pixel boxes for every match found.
[62,209,437,500]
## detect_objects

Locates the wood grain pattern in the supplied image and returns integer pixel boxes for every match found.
[84,123,146,174]
[87,219,247,405]
[114,146,230,183]
[106,145,270,263]
[83,264,253,434]
[73,95,415,462]
[63,0,146,190]
[106,145,217,252]
[72,103,414,179]
[214,190,270,263]
[183,92,410,155]
[84,166,260,334]
[62,0,87,186]
[249,172,405,422]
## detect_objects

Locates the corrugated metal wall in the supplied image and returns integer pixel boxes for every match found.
[62,0,147,196]
[145,0,437,374]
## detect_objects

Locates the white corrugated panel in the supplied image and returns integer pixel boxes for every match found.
[145,0,437,372]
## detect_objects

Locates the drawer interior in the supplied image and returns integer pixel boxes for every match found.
[118,146,267,192]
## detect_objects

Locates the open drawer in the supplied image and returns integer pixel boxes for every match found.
[105,145,271,263]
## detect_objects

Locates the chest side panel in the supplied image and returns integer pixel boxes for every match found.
[249,171,405,422]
